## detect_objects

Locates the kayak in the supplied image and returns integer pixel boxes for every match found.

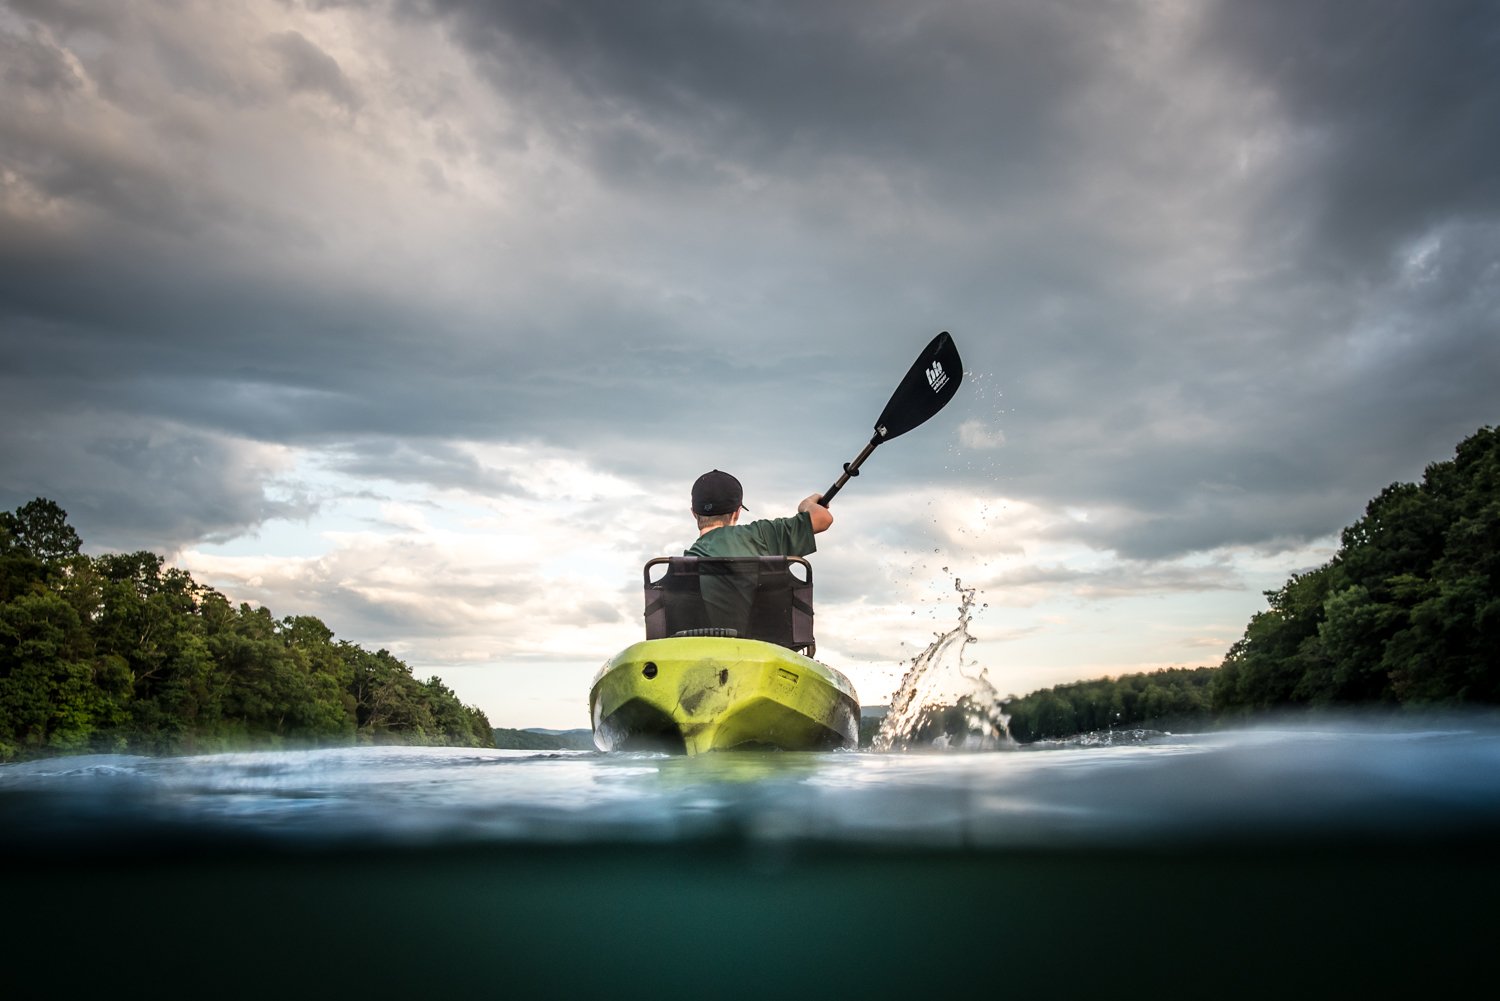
[589,635,860,754]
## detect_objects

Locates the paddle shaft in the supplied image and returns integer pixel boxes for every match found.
[821,437,880,507]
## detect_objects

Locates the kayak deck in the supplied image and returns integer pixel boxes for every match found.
[589,636,860,754]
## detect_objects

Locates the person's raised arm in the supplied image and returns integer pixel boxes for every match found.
[798,493,833,534]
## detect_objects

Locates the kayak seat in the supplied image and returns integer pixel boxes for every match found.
[643,556,816,657]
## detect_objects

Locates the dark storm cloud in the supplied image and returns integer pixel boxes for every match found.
[0,405,308,554]
[939,0,1500,557]
[421,0,1104,192]
[266,29,361,110]
[415,0,1500,551]
[6,0,117,35]
[319,438,527,495]
[1201,0,1500,270]
[1,0,1496,566]
[0,18,82,92]
[980,559,1244,600]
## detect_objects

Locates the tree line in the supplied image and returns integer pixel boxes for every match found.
[1004,667,1217,743]
[491,727,596,751]
[1006,425,1499,742]
[0,500,493,760]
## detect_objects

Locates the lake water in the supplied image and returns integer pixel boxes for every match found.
[4,717,1498,997]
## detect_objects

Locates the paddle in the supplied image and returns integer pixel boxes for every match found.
[821,331,963,505]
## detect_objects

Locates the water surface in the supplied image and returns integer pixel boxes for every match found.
[4,720,1496,997]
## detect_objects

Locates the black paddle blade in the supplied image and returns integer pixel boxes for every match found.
[820,331,964,505]
[873,331,963,441]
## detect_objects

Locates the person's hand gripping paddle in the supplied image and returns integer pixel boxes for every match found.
[821,331,964,505]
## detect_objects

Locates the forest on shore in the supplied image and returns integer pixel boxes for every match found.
[0,501,493,760]
[1005,426,1498,742]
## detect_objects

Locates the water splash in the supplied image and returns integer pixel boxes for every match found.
[873,578,1013,751]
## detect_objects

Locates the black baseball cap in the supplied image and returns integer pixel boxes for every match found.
[691,469,747,515]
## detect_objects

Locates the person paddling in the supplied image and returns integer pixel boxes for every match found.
[685,469,832,558]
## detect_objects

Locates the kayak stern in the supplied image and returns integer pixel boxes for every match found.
[589,637,860,754]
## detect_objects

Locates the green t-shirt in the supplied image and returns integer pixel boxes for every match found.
[684,513,817,636]
[685,512,818,558]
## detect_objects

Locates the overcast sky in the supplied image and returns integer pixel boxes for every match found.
[3,0,1496,728]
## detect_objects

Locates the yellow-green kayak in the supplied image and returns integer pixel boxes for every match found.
[589,635,860,754]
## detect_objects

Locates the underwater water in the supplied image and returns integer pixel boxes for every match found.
[3,721,1499,998]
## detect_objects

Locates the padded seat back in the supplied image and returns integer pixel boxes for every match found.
[643,556,815,656]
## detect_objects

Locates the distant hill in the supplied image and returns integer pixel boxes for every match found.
[492,727,595,751]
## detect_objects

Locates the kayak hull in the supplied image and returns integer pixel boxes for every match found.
[589,637,860,754]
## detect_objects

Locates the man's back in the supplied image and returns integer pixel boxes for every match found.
[687,513,816,630]
[686,511,818,559]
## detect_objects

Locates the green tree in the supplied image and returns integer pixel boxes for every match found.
[346,645,437,742]
[88,552,224,752]
[281,615,357,740]
[423,675,496,747]
[0,498,83,566]
[0,497,528,757]
[1215,426,1500,714]
[0,590,127,755]
[0,498,86,603]
[1005,667,1217,742]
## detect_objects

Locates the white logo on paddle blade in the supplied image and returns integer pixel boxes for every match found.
[926,360,949,393]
